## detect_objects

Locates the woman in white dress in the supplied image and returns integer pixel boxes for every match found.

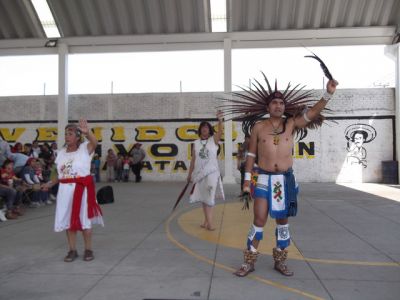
[44,120,103,262]
[187,111,225,231]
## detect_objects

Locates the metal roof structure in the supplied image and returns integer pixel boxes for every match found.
[0,0,399,55]
[230,0,400,32]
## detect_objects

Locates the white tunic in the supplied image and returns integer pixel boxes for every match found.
[189,137,225,206]
[54,141,104,232]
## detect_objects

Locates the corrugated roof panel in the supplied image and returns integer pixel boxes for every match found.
[63,0,87,36]
[48,0,210,36]
[47,0,72,36]
[0,0,44,38]
[163,0,180,33]
[112,0,132,35]
[230,0,400,31]
[379,0,395,25]
[96,0,119,35]
[0,2,15,39]
[294,0,308,28]
[145,0,163,34]
[360,0,375,27]
[0,0,397,42]
[180,0,196,33]
[78,0,102,36]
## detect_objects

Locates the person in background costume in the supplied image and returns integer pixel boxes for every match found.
[44,120,103,262]
[187,111,225,231]
[224,70,338,277]
[130,143,145,182]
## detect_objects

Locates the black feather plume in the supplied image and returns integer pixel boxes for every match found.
[305,52,333,81]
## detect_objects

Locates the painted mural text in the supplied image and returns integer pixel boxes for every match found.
[0,125,314,173]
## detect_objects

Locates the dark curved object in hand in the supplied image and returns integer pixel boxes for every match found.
[305,52,334,81]
[172,182,191,211]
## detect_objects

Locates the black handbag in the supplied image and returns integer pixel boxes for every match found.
[96,185,114,204]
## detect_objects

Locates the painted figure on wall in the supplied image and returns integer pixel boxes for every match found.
[344,124,377,168]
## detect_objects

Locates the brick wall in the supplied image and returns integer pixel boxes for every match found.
[0,88,395,183]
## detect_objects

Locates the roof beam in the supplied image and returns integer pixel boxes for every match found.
[0,26,395,56]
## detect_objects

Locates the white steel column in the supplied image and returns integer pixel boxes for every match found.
[57,43,69,149]
[385,43,400,181]
[223,38,235,183]
[395,44,400,181]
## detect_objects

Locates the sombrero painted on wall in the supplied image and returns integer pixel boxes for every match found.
[344,123,377,143]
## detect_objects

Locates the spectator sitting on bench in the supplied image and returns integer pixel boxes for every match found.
[0,160,19,219]
[21,158,48,207]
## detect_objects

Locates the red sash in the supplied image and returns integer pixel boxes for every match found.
[59,175,103,231]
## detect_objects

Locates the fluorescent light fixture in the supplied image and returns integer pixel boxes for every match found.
[31,0,61,38]
[210,0,227,32]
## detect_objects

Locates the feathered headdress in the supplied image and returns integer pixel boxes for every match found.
[219,52,333,139]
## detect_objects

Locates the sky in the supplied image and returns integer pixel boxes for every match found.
[0,45,395,97]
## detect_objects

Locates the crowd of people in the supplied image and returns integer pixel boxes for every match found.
[102,143,145,183]
[0,138,58,221]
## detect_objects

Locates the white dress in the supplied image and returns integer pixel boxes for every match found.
[54,141,104,232]
[189,137,225,206]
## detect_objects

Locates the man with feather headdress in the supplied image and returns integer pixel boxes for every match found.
[229,71,338,277]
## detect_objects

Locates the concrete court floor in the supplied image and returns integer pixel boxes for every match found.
[0,181,399,300]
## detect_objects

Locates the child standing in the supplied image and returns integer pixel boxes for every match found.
[122,155,131,182]
[115,153,123,182]
[105,149,116,182]
[92,154,101,182]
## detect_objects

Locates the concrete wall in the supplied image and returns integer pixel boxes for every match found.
[0,88,395,183]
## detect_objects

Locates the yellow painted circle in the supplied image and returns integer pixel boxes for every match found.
[177,202,399,267]
[178,202,302,258]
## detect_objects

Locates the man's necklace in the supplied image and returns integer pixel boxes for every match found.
[269,119,282,145]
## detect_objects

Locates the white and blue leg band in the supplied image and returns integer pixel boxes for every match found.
[275,224,290,250]
[247,224,263,252]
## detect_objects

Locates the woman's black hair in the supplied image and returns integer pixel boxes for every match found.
[198,121,214,137]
